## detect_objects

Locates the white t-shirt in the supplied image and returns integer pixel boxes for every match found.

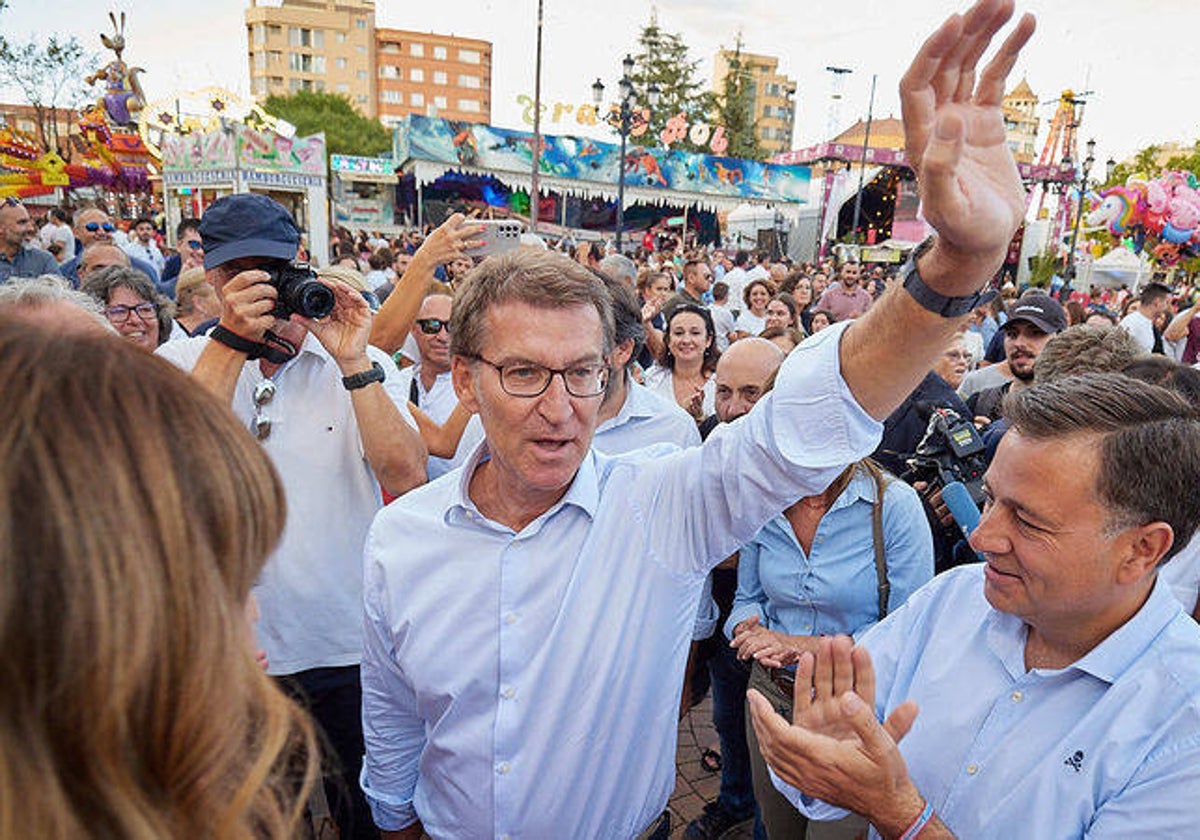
[735,310,767,336]
[710,303,737,351]
[1119,309,1156,353]
[156,334,416,675]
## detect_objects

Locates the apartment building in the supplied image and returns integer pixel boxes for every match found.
[245,0,377,117]
[375,29,492,127]
[712,48,797,158]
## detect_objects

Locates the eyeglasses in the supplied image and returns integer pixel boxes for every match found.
[84,222,116,233]
[467,354,609,398]
[185,239,203,250]
[104,302,157,323]
[1,197,20,207]
[415,318,451,335]
[252,379,276,441]
[943,350,972,361]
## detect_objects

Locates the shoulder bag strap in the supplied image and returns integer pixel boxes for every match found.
[866,461,891,621]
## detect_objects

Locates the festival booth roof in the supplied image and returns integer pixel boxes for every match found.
[393,114,810,213]
[772,141,1077,184]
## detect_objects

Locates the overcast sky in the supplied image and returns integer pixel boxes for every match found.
[2,0,1197,163]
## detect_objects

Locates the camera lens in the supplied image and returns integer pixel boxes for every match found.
[294,281,335,319]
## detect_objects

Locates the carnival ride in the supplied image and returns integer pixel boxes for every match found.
[0,12,156,200]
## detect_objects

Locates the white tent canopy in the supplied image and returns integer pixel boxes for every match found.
[1082,247,1153,289]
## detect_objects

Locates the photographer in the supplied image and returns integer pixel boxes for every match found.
[157,193,426,840]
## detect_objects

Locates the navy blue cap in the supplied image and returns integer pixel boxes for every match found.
[200,193,300,270]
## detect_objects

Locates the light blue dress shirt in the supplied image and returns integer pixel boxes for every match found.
[725,467,933,642]
[360,322,883,839]
[776,564,1200,838]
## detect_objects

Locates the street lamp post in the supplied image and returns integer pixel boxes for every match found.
[1065,137,1096,284]
[593,56,659,253]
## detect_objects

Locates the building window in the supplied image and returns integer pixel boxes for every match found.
[410,43,424,57]
[289,78,313,93]
[313,56,326,74]
[358,95,367,103]
[410,68,425,82]
[382,90,402,104]
[252,24,265,45]
[458,74,480,89]
[336,83,348,93]
[254,51,266,70]
[313,31,324,48]
[381,42,399,54]
[253,78,268,95]
[434,96,447,109]
[459,49,481,64]
[433,71,447,85]
[458,98,480,113]
[433,45,447,60]
[337,57,347,69]
[357,70,367,80]
[267,24,281,38]
[336,32,346,44]
[356,17,366,28]
[411,92,425,106]
[288,52,311,72]
[379,65,398,79]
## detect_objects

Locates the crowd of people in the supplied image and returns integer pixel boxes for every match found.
[2,2,1200,838]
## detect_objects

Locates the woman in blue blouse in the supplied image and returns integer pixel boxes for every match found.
[728,459,933,839]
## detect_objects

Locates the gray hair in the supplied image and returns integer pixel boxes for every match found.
[450,249,615,359]
[1004,373,1200,562]
[598,253,637,286]
[81,266,174,346]
[0,275,111,331]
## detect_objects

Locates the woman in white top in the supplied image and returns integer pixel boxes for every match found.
[643,303,719,422]
[735,279,772,337]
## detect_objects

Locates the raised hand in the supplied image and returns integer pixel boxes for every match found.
[899,0,1036,290]
[297,279,372,369]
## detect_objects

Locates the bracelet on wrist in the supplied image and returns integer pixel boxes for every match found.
[898,799,934,840]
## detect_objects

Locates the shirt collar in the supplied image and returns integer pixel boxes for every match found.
[1068,573,1182,683]
[597,377,656,434]
[445,439,601,530]
[985,572,1183,683]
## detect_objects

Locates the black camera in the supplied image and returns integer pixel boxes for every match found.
[267,261,335,320]
[903,405,989,504]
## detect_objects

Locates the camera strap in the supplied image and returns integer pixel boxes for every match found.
[209,325,297,365]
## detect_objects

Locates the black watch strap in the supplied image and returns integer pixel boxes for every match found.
[210,325,264,356]
[901,237,997,318]
[342,361,386,391]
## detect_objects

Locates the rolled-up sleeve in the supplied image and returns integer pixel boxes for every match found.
[725,541,767,640]
[636,321,884,577]
[360,543,426,831]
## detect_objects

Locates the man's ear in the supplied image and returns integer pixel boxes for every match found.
[1118,521,1175,584]
[451,355,480,413]
[612,338,635,370]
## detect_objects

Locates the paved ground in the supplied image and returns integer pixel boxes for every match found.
[670,694,754,839]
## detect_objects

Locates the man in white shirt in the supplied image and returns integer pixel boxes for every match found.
[394,293,459,479]
[361,3,1033,837]
[1118,282,1172,353]
[121,216,165,276]
[157,193,427,840]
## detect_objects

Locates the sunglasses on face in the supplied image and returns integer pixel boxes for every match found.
[84,222,116,233]
[415,318,451,335]
[185,239,203,250]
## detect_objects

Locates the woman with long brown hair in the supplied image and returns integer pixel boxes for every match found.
[0,321,317,839]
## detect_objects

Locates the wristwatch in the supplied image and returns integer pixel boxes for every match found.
[342,361,386,391]
[901,237,997,318]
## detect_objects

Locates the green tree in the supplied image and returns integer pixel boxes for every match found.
[1165,141,1200,182]
[0,11,93,156]
[621,14,716,154]
[712,38,764,161]
[263,90,391,158]
[1106,143,1162,187]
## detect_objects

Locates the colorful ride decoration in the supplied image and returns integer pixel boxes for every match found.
[0,12,157,198]
[1082,170,1200,267]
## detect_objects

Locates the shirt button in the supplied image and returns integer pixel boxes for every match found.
[504,612,518,625]
[1011,690,1024,702]
[497,761,511,775]
[966,764,979,776]
[501,686,516,699]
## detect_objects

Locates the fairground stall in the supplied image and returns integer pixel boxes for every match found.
[331,154,399,235]
[147,88,329,265]
[391,114,810,249]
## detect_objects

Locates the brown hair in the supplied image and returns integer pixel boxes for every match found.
[173,267,210,316]
[1004,373,1200,561]
[0,322,317,838]
[450,249,615,358]
[1032,324,1142,383]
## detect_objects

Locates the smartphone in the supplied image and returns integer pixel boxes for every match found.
[461,219,523,258]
